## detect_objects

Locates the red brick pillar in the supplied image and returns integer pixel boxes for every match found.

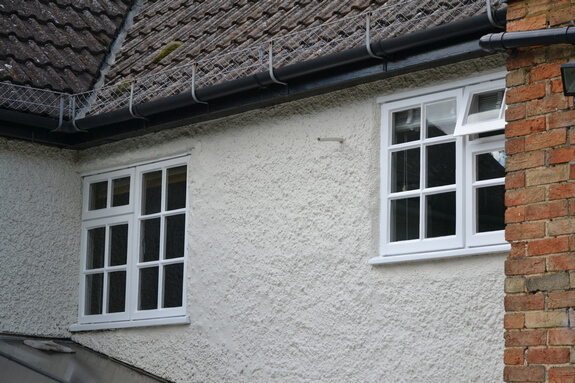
[504,1,575,382]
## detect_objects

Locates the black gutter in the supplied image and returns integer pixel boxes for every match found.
[0,8,506,148]
[480,26,575,52]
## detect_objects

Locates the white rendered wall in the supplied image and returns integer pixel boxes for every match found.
[3,56,507,381]
[0,140,80,337]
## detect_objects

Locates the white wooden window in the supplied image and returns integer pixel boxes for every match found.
[372,74,509,264]
[72,156,190,330]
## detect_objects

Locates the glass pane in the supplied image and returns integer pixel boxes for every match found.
[85,273,103,315]
[391,148,420,192]
[165,214,185,259]
[141,218,160,262]
[477,150,506,181]
[477,185,505,232]
[167,166,187,211]
[108,271,126,313]
[89,181,107,210]
[390,197,420,242]
[426,142,456,188]
[112,177,130,207]
[426,99,456,138]
[392,107,420,144]
[86,227,105,269]
[426,192,456,238]
[109,224,128,266]
[142,171,162,215]
[163,263,183,308]
[139,267,158,310]
[467,89,504,124]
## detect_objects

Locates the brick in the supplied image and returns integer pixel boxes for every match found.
[525,201,569,221]
[506,2,527,21]
[506,222,546,242]
[509,242,527,259]
[507,84,546,104]
[505,292,545,311]
[504,348,525,365]
[526,165,569,186]
[506,104,526,122]
[549,254,575,271]
[550,328,575,345]
[530,62,563,83]
[507,14,547,32]
[549,110,575,129]
[549,45,575,62]
[503,365,545,382]
[525,129,567,151]
[507,48,547,72]
[528,237,570,257]
[526,271,570,292]
[550,6,575,27]
[548,218,575,236]
[528,0,569,15]
[571,271,575,288]
[506,151,546,171]
[505,329,547,347]
[505,313,526,329]
[506,187,545,207]
[549,367,575,383]
[550,182,575,200]
[506,136,525,155]
[507,69,527,87]
[526,94,569,117]
[571,164,575,179]
[551,77,565,94]
[549,290,575,309]
[528,347,571,364]
[525,311,569,328]
[505,277,525,295]
[507,172,526,190]
[505,256,546,276]
[506,117,547,138]
[506,206,525,224]
[550,147,575,164]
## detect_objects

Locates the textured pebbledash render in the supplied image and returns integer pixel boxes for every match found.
[503,1,575,382]
[0,140,81,337]
[66,57,507,382]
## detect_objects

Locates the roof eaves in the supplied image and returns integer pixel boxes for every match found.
[0,7,507,149]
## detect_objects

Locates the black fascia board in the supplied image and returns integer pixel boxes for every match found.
[0,9,506,149]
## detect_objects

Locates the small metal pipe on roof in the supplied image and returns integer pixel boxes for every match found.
[479,26,575,52]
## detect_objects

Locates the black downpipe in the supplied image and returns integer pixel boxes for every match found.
[480,26,575,52]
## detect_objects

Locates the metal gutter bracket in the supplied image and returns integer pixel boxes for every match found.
[50,94,87,133]
[268,43,287,86]
[128,81,148,120]
[191,63,208,104]
[486,0,505,29]
[366,12,385,59]
[50,94,66,132]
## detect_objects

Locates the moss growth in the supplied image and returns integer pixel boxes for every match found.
[97,38,108,46]
[152,42,182,64]
[113,79,133,96]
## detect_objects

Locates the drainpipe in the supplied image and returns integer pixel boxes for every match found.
[479,26,575,52]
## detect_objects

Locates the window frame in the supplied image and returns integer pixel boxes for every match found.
[71,155,191,331]
[454,79,506,136]
[372,73,509,264]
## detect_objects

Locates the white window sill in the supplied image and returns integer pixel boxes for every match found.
[369,243,510,265]
[69,315,191,332]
